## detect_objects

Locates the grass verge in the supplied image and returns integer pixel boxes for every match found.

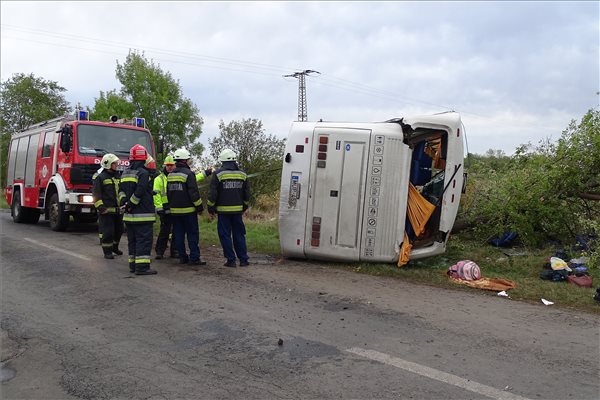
[194,213,599,314]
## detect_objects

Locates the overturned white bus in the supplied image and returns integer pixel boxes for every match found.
[278,112,465,264]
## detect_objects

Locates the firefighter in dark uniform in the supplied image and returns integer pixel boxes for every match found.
[154,155,177,259]
[92,153,123,259]
[119,144,157,275]
[207,149,250,268]
[167,148,206,265]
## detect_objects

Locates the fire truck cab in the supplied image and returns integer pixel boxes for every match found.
[5,110,155,231]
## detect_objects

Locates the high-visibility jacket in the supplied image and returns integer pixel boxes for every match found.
[207,161,250,214]
[92,169,120,214]
[167,161,202,215]
[119,161,156,224]
[153,171,170,213]
[196,171,208,184]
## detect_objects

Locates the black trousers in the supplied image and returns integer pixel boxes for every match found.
[99,213,123,255]
[155,213,175,256]
[126,223,153,270]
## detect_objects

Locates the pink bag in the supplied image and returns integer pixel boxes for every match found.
[448,260,481,281]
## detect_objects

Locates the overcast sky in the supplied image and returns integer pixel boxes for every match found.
[1,1,598,155]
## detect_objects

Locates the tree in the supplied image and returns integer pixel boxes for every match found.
[90,90,136,122]
[90,51,204,160]
[209,118,286,203]
[457,109,599,265]
[1,73,69,188]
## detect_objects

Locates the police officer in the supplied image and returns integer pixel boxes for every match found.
[119,144,157,275]
[154,155,177,259]
[92,153,123,259]
[167,148,206,265]
[207,149,250,268]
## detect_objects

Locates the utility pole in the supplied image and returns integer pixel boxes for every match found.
[284,70,320,121]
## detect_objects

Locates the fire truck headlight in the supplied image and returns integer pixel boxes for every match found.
[79,195,94,203]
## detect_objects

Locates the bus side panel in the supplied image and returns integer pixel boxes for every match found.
[279,123,314,258]
[305,128,371,261]
[361,132,411,262]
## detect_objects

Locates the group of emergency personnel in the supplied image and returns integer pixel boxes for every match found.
[92,144,250,276]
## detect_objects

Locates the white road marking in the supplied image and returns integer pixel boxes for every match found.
[346,347,531,400]
[23,238,92,261]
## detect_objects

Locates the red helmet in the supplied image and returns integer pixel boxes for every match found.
[130,144,148,161]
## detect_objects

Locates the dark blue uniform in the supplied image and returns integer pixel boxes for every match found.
[167,161,204,264]
[207,161,250,267]
[92,168,123,258]
[119,160,156,274]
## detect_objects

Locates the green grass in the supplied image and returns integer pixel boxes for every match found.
[0,191,8,209]
[160,214,599,313]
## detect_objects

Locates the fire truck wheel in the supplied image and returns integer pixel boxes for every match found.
[26,210,41,224]
[11,191,26,223]
[48,193,69,231]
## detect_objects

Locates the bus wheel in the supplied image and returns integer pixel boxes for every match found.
[48,193,69,231]
[11,191,26,223]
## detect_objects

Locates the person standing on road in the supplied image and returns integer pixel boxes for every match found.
[154,155,178,259]
[119,144,157,275]
[207,149,250,268]
[167,148,206,266]
[92,153,124,259]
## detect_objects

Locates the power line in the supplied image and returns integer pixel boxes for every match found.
[1,24,482,116]
[283,70,320,121]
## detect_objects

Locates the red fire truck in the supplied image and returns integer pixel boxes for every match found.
[5,110,156,231]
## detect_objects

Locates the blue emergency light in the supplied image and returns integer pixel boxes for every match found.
[133,117,145,128]
[78,110,89,121]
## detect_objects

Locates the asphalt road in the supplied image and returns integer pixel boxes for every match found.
[1,212,598,400]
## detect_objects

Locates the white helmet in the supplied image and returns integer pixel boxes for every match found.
[173,148,191,160]
[219,148,237,162]
[101,153,119,169]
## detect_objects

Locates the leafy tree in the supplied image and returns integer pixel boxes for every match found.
[209,118,286,204]
[90,51,204,160]
[90,90,136,122]
[458,109,599,265]
[0,73,69,188]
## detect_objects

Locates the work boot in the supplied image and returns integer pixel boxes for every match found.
[223,261,236,268]
[190,260,207,266]
[103,247,114,259]
[179,257,189,264]
[155,254,164,260]
[239,261,250,267]
[135,266,157,275]
[112,246,123,256]
[129,263,136,273]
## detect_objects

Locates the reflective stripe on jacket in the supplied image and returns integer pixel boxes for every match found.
[119,162,156,224]
[167,162,202,215]
[207,162,250,214]
[92,169,120,214]
[153,172,170,213]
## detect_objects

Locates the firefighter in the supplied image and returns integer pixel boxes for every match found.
[145,156,159,180]
[92,153,124,259]
[154,155,178,259]
[119,144,157,275]
[207,149,250,268]
[167,148,206,265]
[92,166,104,245]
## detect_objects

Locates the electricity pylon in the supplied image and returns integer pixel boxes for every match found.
[284,70,320,121]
